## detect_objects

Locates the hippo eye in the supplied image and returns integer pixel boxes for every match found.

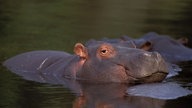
[101,49,108,54]
[97,44,116,59]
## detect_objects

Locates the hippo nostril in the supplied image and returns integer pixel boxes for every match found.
[151,52,162,60]
[150,52,161,65]
[152,51,159,56]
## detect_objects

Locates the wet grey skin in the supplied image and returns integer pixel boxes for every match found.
[99,32,192,63]
[3,42,168,84]
[140,32,192,63]
[130,33,192,63]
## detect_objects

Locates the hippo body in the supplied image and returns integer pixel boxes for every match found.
[100,33,192,63]
[3,42,168,84]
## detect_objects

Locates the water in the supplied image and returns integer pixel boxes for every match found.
[0,0,192,107]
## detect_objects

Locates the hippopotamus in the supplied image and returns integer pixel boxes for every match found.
[3,42,168,83]
[139,32,192,63]
[99,32,192,63]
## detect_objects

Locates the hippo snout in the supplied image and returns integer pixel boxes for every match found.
[124,51,168,83]
[151,52,168,74]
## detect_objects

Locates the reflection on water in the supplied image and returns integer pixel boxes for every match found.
[0,0,192,108]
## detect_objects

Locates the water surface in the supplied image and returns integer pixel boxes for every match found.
[0,0,192,108]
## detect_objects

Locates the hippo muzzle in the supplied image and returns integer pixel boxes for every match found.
[116,49,168,83]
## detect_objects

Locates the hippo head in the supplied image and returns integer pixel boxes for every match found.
[142,32,192,63]
[74,42,168,83]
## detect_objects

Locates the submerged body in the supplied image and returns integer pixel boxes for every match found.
[3,42,168,83]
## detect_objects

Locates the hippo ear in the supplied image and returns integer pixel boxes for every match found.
[74,43,88,59]
[134,39,152,51]
[177,37,188,45]
[140,41,152,51]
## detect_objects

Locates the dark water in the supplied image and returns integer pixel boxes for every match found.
[1,0,192,108]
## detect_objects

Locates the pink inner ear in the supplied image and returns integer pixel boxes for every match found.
[74,43,88,59]
[140,42,152,51]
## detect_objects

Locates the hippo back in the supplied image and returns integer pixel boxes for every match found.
[3,51,73,83]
